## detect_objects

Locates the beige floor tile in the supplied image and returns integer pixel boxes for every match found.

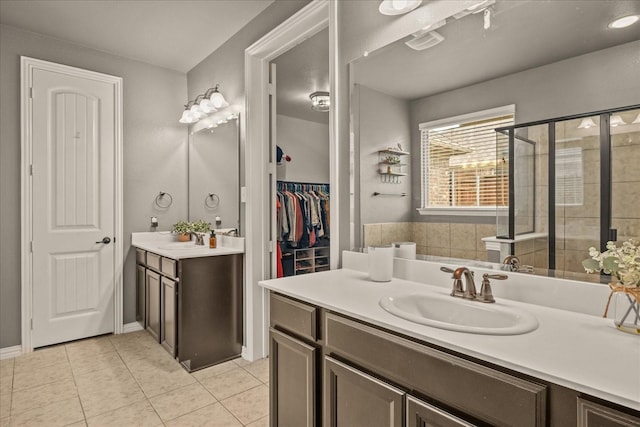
[73,364,137,396]
[12,361,72,391]
[125,350,183,376]
[0,360,14,379]
[116,340,169,364]
[85,399,162,427]
[11,379,77,415]
[149,382,216,422]
[165,402,242,427]
[64,421,87,427]
[78,381,146,419]
[220,384,269,425]
[135,367,196,398]
[243,358,269,383]
[190,359,238,381]
[200,368,261,400]
[246,415,269,427]
[109,330,155,349]
[1,417,9,427]
[0,393,11,419]
[13,346,67,373]
[70,350,124,377]
[0,377,12,396]
[7,396,83,427]
[231,357,251,368]
[65,336,115,361]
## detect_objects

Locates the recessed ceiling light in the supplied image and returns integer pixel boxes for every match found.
[379,0,422,16]
[608,15,639,29]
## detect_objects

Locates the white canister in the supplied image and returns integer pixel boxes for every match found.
[393,242,416,260]
[368,245,394,282]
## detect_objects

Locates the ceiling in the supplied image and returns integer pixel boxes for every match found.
[271,27,329,125]
[353,0,640,101]
[0,0,274,73]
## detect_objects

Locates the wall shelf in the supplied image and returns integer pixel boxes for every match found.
[378,149,409,183]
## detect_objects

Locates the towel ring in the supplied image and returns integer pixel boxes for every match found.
[205,193,220,209]
[155,191,173,209]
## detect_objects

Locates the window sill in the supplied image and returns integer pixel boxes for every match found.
[417,207,507,217]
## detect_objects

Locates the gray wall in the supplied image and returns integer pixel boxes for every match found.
[0,24,188,348]
[276,115,330,183]
[356,85,412,224]
[409,40,640,222]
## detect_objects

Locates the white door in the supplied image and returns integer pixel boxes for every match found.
[269,62,278,280]
[30,65,117,348]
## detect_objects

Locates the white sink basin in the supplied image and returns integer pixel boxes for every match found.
[379,293,538,335]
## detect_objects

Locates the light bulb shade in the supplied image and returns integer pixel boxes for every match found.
[209,89,229,109]
[379,0,422,15]
[577,117,597,129]
[632,113,640,124]
[610,115,626,127]
[199,98,217,114]
[179,110,197,124]
[310,91,330,112]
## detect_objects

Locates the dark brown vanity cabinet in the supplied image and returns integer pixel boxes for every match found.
[268,292,640,427]
[136,250,243,371]
[269,293,320,427]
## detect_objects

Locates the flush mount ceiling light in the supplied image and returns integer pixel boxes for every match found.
[608,15,640,29]
[379,0,422,16]
[610,115,627,127]
[310,91,330,112]
[577,117,598,129]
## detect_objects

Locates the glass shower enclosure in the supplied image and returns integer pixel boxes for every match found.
[495,105,640,277]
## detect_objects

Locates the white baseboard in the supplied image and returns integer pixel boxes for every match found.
[123,321,144,333]
[0,345,22,360]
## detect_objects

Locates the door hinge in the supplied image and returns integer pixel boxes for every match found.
[268,162,276,175]
[30,241,33,253]
[29,87,33,99]
[268,83,275,95]
[29,164,33,176]
[30,318,33,330]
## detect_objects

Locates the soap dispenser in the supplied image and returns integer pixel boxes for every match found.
[209,231,217,249]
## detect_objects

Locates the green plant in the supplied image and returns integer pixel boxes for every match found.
[583,239,640,287]
[172,221,192,234]
[191,219,212,233]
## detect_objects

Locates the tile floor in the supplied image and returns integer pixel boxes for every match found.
[0,331,269,426]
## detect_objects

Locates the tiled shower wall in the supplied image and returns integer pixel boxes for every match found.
[363,222,496,261]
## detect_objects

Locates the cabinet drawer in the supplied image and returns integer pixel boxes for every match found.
[161,257,177,278]
[577,398,640,426]
[146,252,161,271]
[324,312,547,427]
[270,293,317,342]
[136,249,146,264]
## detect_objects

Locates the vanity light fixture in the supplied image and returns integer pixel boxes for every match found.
[378,0,422,16]
[632,113,640,124]
[577,117,597,129]
[179,84,230,124]
[310,91,330,112]
[610,115,626,127]
[608,15,639,29]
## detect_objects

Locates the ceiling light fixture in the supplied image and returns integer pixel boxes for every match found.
[610,115,626,127]
[608,15,640,29]
[577,117,597,129]
[179,84,229,124]
[310,91,330,112]
[379,0,422,16]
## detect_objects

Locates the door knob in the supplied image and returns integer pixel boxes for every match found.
[96,237,111,244]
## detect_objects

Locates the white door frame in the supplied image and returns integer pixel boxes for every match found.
[20,56,124,353]
[244,0,333,360]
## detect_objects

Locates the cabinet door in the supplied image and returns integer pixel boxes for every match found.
[407,395,476,427]
[136,265,146,325]
[577,398,640,427]
[145,270,161,342]
[161,277,177,357]
[270,328,317,427]
[324,356,404,427]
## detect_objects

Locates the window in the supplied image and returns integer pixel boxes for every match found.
[555,147,584,206]
[419,106,514,214]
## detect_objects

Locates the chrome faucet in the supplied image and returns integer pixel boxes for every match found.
[454,267,477,300]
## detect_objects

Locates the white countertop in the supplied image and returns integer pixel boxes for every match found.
[132,231,244,259]
[259,268,640,411]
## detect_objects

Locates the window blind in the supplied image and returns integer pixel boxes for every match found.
[555,147,584,206]
[421,115,514,208]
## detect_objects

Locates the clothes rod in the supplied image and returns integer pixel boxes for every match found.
[373,192,407,197]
